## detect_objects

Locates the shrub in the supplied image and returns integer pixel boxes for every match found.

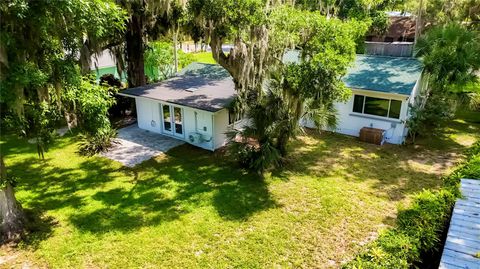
[78,128,118,157]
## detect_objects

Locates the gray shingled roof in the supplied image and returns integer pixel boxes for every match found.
[283,51,423,96]
[119,63,235,112]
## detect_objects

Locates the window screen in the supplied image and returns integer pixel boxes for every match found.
[353,95,365,113]
[388,100,401,119]
[364,97,389,117]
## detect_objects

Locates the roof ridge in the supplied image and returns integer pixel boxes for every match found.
[355,54,420,62]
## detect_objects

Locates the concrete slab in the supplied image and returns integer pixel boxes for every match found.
[101,125,184,167]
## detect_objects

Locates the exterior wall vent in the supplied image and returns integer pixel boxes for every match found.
[185,87,198,92]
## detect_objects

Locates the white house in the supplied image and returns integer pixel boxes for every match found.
[120,54,423,150]
[283,52,424,145]
[331,55,423,144]
[118,63,237,151]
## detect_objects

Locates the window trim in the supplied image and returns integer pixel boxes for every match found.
[352,94,402,119]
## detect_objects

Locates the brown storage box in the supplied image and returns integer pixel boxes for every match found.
[359,127,385,145]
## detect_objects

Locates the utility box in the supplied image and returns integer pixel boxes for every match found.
[359,127,385,145]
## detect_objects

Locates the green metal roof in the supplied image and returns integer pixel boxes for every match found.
[282,51,423,96]
[344,55,423,96]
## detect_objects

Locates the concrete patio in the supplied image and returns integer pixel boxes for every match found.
[101,125,184,167]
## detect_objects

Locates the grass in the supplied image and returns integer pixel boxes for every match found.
[191,51,217,64]
[0,117,478,268]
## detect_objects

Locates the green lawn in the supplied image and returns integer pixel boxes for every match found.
[192,51,217,64]
[1,118,478,268]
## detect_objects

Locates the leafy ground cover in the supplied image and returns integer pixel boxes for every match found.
[0,117,478,268]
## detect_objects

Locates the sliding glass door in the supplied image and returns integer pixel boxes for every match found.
[161,104,184,138]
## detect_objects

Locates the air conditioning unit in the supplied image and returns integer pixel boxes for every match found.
[188,132,203,144]
[359,127,385,145]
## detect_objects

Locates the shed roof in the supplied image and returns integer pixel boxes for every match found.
[119,63,235,112]
[283,51,423,96]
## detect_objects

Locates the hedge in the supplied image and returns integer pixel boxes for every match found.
[343,141,480,269]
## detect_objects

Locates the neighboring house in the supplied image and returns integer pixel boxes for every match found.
[364,12,416,57]
[90,50,158,81]
[90,51,125,80]
[118,63,237,151]
[366,13,416,43]
[120,54,423,150]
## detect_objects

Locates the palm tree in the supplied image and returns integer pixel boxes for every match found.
[229,66,340,174]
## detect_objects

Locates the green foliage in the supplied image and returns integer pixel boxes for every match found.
[344,189,456,268]
[145,41,175,81]
[0,0,125,159]
[226,8,366,174]
[415,23,480,92]
[178,50,195,69]
[64,77,116,136]
[78,128,118,157]
[400,0,480,28]
[409,23,480,140]
[344,142,480,268]
[407,95,456,141]
[144,41,195,81]
[444,141,480,191]
[25,102,62,159]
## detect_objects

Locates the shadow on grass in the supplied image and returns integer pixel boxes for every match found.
[4,117,477,240]
[5,135,278,235]
[68,145,278,232]
[21,208,58,250]
[275,120,479,202]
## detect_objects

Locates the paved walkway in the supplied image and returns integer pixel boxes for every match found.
[101,125,184,167]
[439,178,480,269]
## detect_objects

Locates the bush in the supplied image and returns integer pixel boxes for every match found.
[343,142,480,268]
[78,128,118,156]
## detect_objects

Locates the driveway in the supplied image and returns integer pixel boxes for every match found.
[101,125,184,167]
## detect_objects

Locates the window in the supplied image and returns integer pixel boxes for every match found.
[352,94,402,119]
[364,97,389,117]
[353,95,365,113]
[162,105,171,131]
[174,107,183,134]
[389,100,402,119]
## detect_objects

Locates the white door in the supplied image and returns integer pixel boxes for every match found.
[161,104,184,138]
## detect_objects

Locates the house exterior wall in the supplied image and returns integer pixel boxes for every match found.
[303,89,412,144]
[134,97,229,151]
[334,89,410,144]
[213,108,230,149]
[136,98,162,133]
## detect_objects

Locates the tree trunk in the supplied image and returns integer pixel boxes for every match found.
[414,0,423,45]
[0,156,26,244]
[13,84,24,117]
[79,40,92,75]
[173,26,179,73]
[125,7,146,88]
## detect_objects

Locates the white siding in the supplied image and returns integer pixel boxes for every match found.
[183,107,215,151]
[136,98,161,133]
[134,96,230,151]
[304,89,411,144]
[213,109,230,149]
[336,89,409,144]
